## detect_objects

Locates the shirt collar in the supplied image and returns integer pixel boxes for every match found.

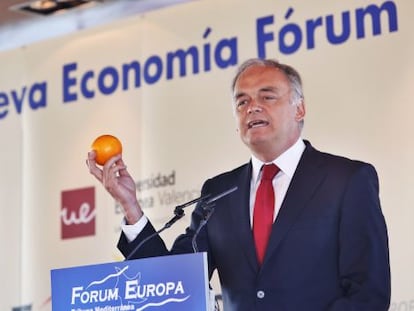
[251,138,306,184]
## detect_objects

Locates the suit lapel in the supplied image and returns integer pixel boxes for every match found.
[231,162,259,271]
[262,142,327,266]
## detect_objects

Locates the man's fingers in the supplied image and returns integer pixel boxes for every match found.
[86,151,103,181]
[103,154,122,169]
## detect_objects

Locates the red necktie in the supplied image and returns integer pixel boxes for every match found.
[253,163,279,265]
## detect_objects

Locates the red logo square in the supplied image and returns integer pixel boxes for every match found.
[61,187,95,239]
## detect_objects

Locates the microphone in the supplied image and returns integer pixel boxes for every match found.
[204,186,238,205]
[125,193,210,261]
[192,186,238,253]
[173,193,211,220]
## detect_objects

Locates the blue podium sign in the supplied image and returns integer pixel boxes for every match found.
[51,253,209,311]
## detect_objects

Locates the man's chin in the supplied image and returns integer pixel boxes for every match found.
[243,136,271,149]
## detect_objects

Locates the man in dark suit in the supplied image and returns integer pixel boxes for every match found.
[87,58,390,310]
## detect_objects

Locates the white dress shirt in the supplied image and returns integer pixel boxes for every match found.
[249,138,305,225]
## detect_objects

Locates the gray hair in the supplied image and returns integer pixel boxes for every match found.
[231,58,304,106]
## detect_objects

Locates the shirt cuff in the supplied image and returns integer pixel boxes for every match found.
[120,215,148,242]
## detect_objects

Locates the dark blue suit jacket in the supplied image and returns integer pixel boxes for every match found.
[118,141,390,310]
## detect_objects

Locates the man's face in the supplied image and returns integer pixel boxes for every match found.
[233,65,305,160]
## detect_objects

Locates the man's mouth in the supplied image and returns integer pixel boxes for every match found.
[247,120,269,129]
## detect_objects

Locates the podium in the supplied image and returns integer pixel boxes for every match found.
[51,253,210,311]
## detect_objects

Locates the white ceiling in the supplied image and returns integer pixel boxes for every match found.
[0,0,195,51]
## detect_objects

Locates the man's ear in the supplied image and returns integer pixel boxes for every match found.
[295,100,305,122]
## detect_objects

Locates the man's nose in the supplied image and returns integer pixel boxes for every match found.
[247,99,262,114]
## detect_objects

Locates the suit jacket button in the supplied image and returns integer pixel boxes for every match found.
[257,290,265,299]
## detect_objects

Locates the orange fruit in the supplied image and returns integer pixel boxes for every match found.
[91,134,122,166]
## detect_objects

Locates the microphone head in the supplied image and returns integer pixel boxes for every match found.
[174,206,185,216]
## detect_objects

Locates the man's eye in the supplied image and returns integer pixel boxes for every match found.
[263,96,277,101]
[237,100,247,107]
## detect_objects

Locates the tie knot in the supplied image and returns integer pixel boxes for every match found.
[261,164,279,181]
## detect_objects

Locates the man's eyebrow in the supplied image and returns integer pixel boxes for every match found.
[233,86,282,100]
[259,86,280,93]
[233,91,246,100]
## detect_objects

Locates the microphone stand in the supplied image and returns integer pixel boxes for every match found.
[191,186,238,253]
[192,202,215,253]
[125,186,237,260]
[125,193,210,261]
[189,187,239,311]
